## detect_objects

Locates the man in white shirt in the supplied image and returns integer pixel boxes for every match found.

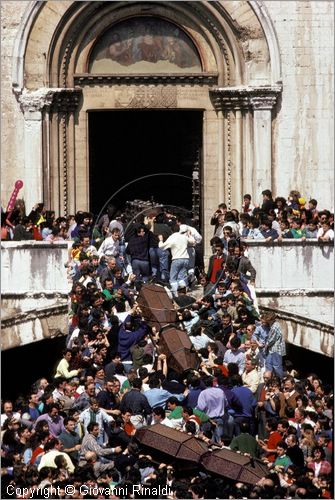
[317,221,334,241]
[158,225,195,295]
[1,401,21,427]
[176,217,202,287]
[38,438,75,473]
[98,228,122,259]
[151,407,175,428]
[242,359,261,394]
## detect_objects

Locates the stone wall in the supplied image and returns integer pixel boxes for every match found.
[1,241,69,350]
[245,239,334,326]
[266,1,334,209]
[1,1,26,209]
[245,239,334,357]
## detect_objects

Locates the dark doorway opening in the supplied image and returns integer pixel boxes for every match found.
[88,109,203,218]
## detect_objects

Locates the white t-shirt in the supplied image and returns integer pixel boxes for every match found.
[159,232,195,260]
[317,228,334,241]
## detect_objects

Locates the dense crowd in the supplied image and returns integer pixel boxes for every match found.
[1,189,333,499]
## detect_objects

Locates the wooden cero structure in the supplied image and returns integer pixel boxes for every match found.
[137,284,200,373]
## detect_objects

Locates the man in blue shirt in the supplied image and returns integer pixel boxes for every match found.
[144,376,185,409]
[231,374,257,436]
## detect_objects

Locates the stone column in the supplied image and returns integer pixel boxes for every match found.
[17,90,54,213]
[242,110,253,196]
[51,89,82,216]
[232,107,243,208]
[217,110,225,204]
[209,86,282,207]
[16,88,82,216]
[250,95,277,197]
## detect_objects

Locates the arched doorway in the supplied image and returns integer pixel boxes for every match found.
[14,1,282,257]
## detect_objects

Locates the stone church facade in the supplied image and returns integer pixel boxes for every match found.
[1,1,333,251]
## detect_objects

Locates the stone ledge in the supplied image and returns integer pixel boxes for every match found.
[74,73,219,86]
[259,305,334,332]
[256,289,333,297]
[1,303,68,329]
[1,241,69,249]
[242,239,333,247]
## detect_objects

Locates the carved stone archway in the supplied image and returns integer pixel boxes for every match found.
[13,1,282,257]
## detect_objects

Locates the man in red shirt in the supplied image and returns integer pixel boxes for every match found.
[207,242,225,284]
[121,409,135,436]
[258,418,282,462]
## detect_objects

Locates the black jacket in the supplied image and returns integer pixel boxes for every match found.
[119,389,152,417]
[226,255,256,281]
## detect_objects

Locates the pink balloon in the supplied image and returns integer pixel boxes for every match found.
[15,180,23,189]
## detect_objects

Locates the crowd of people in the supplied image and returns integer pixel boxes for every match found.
[1,189,333,499]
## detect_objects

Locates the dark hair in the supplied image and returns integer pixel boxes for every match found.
[230,374,242,387]
[278,418,289,429]
[138,367,149,380]
[313,446,326,459]
[262,219,272,228]
[285,406,295,419]
[240,421,250,433]
[249,216,260,229]
[153,407,166,419]
[132,378,142,390]
[87,422,99,433]
[185,421,197,434]
[189,484,206,498]
[266,418,278,431]
[63,417,76,426]
[277,440,288,450]
[189,376,200,388]
[225,211,236,222]
[44,438,59,452]
[210,236,222,246]
[227,363,239,377]
[243,194,252,201]
[54,454,66,469]
[148,376,160,389]
[167,396,179,406]
[182,406,194,417]
[230,337,241,349]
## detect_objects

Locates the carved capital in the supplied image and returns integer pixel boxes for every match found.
[13,87,82,114]
[210,85,282,112]
[15,88,57,115]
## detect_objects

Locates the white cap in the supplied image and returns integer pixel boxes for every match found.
[179,224,188,234]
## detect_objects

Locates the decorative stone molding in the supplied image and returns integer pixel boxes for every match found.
[189,3,231,84]
[51,89,82,112]
[250,95,278,110]
[226,112,232,209]
[114,86,177,109]
[258,306,334,337]
[13,87,82,114]
[61,114,68,216]
[74,73,218,86]
[210,85,282,111]
[1,303,68,329]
